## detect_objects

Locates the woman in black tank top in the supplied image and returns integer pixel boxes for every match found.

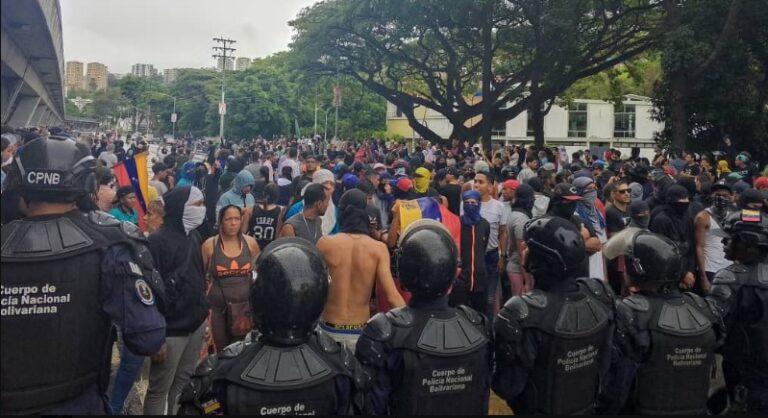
[243,183,284,251]
[202,205,260,350]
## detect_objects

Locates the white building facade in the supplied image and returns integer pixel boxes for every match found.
[386,95,664,159]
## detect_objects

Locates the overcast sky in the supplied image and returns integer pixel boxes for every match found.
[60,0,318,74]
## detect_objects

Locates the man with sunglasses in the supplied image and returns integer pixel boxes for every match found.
[710,210,768,414]
[606,181,633,294]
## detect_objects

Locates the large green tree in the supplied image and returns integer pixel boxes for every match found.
[290,0,663,151]
[653,0,768,157]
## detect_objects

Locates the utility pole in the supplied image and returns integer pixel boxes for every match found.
[171,96,176,139]
[212,36,236,145]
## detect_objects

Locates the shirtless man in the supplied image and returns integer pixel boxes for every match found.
[317,189,405,350]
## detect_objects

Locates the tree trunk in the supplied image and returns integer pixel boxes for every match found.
[670,75,688,150]
[531,101,545,149]
[480,18,494,156]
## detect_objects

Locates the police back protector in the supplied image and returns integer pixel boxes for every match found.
[215,331,362,415]
[371,305,491,415]
[509,277,613,415]
[0,212,130,413]
[713,262,768,393]
[623,293,717,415]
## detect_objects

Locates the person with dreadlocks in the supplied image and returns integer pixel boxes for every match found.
[317,189,405,351]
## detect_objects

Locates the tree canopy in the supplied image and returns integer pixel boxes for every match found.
[290,0,664,150]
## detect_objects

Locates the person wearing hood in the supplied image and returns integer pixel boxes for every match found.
[413,166,433,198]
[694,180,734,294]
[573,176,607,281]
[144,186,210,415]
[505,184,535,298]
[216,169,255,221]
[449,190,491,313]
[526,177,550,218]
[649,184,696,287]
[176,161,197,188]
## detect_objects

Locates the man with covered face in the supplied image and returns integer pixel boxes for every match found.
[694,180,734,293]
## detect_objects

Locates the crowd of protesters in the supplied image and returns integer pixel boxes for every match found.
[1,123,767,414]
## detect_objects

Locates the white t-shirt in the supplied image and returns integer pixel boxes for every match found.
[479,198,509,252]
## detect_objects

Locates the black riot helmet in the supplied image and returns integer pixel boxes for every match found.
[523,216,587,284]
[396,219,458,299]
[626,231,684,289]
[6,136,96,203]
[722,209,768,250]
[251,238,329,345]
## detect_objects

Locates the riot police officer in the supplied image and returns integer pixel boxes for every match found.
[0,136,166,414]
[178,238,370,415]
[598,231,724,415]
[494,216,614,415]
[710,209,768,413]
[356,219,492,415]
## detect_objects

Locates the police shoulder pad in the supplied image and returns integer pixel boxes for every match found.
[385,306,414,327]
[363,313,393,342]
[455,304,484,326]
[88,210,121,226]
[577,277,615,302]
[120,220,146,242]
[194,353,220,377]
[712,268,738,284]
[682,292,707,309]
[521,289,548,309]
[501,296,529,321]
[316,328,343,353]
[622,294,650,312]
[219,340,246,359]
[725,263,748,274]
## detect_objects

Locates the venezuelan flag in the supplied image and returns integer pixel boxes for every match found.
[112,152,150,231]
[398,197,461,249]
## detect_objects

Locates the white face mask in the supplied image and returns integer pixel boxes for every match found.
[182,205,206,235]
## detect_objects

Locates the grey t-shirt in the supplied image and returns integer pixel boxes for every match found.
[285,212,323,245]
[506,210,530,273]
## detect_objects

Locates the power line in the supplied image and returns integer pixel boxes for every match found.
[212,36,236,144]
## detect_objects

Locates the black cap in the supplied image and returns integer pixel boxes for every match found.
[711,179,732,193]
[629,200,650,217]
[553,183,583,201]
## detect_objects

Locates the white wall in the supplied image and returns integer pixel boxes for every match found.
[635,103,663,140]
[507,111,527,138]
[544,105,569,139]
[587,102,614,139]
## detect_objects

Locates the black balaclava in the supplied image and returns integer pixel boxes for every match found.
[512,184,535,217]
[338,189,370,235]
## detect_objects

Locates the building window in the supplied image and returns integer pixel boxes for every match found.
[395,106,403,118]
[614,104,636,138]
[491,119,507,138]
[568,103,588,138]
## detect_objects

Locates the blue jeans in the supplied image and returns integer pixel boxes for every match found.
[484,249,500,320]
[110,344,145,414]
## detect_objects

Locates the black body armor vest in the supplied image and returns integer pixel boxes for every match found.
[197,330,364,415]
[506,278,614,415]
[366,305,491,415]
[0,211,139,413]
[620,293,718,415]
[711,262,768,393]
